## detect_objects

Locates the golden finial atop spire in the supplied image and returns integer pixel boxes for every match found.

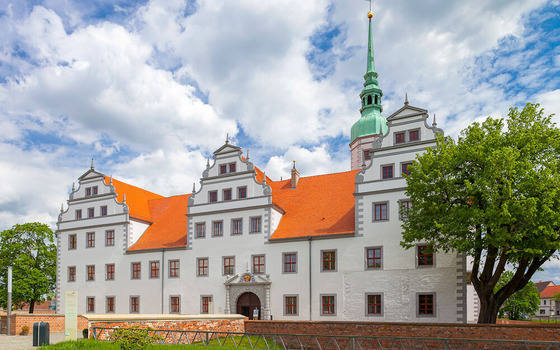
[368,11,373,19]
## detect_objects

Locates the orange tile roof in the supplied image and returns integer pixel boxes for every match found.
[104,177,164,222]
[269,170,358,240]
[535,281,555,294]
[541,285,560,298]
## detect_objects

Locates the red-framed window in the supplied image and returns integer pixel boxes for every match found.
[150,261,160,278]
[401,162,413,176]
[285,296,297,315]
[169,260,180,278]
[409,129,420,141]
[106,264,115,280]
[417,245,433,266]
[367,294,382,315]
[363,149,372,161]
[87,207,94,218]
[253,255,265,274]
[322,251,336,271]
[382,165,393,179]
[212,221,223,236]
[232,219,242,234]
[101,206,108,216]
[87,265,95,281]
[87,297,94,312]
[87,232,95,248]
[92,186,98,195]
[321,295,335,315]
[223,257,235,275]
[366,248,382,269]
[229,163,236,173]
[68,266,76,282]
[106,297,114,313]
[238,187,247,199]
[283,253,297,273]
[223,189,232,201]
[130,297,139,313]
[197,258,209,276]
[132,262,141,279]
[250,217,261,233]
[69,234,77,250]
[75,209,82,220]
[105,230,114,246]
[219,164,227,174]
[374,203,388,221]
[86,187,92,196]
[202,296,212,314]
[170,296,180,313]
[400,200,411,219]
[209,191,218,203]
[418,294,434,315]
[395,132,405,144]
[196,223,206,238]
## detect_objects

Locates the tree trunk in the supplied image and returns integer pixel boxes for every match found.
[477,296,500,324]
[29,299,35,314]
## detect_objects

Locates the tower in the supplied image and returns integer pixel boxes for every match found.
[349,9,388,170]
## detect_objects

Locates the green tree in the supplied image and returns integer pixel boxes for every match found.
[495,271,539,320]
[0,222,56,313]
[401,103,560,324]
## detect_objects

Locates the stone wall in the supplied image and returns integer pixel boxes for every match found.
[0,314,88,335]
[245,320,560,342]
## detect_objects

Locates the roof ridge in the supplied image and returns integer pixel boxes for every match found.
[271,169,359,183]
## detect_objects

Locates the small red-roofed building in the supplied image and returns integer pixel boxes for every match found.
[538,284,560,317]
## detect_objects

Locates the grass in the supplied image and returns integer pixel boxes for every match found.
[38,338,266,350]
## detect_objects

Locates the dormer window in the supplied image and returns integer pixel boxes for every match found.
[363,150,372,161]
[219,165,227,174]
[409,129,420,142]
[85,188,91,196]
[76,209,82,220]
[92,186,98,195]
[209,191,218,203]
[395,132,405,144]
[229,163,236,173]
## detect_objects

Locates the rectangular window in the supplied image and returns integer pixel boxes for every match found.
[374,203,388,221]
[87,265,95,281]
[197,258,209,277]
[69,234,77,250]
[223,189,232,201]
[252,255,265,274]
[229,163,236,173]
[106,264,115,280]
[223,256,235,275]
[409,129,420,141]
[130,296,140,313]
[285,295,298,315]
[170,296,180,313]
[401,162,413,176]
[87,207,94,218]
[219,164,227,174]
[400,200,411,219]
[106,297,115,313]
[169,260,180,278]
[366,247,382,269]
[209,191,218,203]
[250,217,262,233]
[321,295,336,315]
[86,187,92,196]
[196,223,206,238]
[417,245,434,266]
[87,232,95,248]
[87,297,95,313]
[283,253,297,273]
[382,165,393,179]
[68,266,76,282]
[367,294,382,315]
[540,309,546,315]
[101,206,108,216]
[232,219,243,235]
[212,221,223,236]
[105,230,115,246]
[322,250,336,271]
[363,149,372,161]
[201,296,212,314]
[76,209,82,220]
[418,294,434,316]
[92,186,98,195]
[395,132,405,144]
[131,262,141,279]
[238,187,247,199]
[150,261,160,278]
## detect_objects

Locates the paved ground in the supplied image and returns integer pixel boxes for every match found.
[0,332,66,349]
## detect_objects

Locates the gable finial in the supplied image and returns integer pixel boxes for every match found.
[110,175,113,185]
[379,121,383,135]
[91,158,94,169]
[293,160,296,169]
[262,172,267,184]
[225,133,229,144]
[362,160,366,170]
[192,183,196,193]
[405,93,409,106]
[246,149,250,161]
[72,182,75,191]
[123,193,127,204]
[432,113,437,126]
[60,203,64,213]
[206,157,210,169]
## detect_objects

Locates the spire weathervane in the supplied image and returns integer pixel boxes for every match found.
[365,0,372,12]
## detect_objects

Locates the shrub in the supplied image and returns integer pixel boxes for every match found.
[109,326,161,350]
[20,325,30,335]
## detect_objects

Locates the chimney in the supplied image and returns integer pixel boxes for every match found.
[291,160,300,189]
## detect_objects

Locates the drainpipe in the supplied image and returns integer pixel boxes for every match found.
[308,236,312,321]
[161,248,165,314]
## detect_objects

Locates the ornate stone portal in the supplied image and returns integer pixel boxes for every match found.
[224,273,271,320]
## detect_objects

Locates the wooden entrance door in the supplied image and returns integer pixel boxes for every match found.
[236,292,261,320]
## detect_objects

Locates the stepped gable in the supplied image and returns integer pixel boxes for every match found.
[269,170,358,240]
[104,176,164,222]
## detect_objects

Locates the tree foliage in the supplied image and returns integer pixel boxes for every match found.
[495,271,540,320]
[0,222,56,313]
[401,103,560,323]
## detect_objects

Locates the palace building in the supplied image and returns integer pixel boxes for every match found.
[56,10,468,323]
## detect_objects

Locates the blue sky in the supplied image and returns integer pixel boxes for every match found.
[0,0,559,282]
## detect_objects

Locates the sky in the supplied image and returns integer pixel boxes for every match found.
[0,0,559,282]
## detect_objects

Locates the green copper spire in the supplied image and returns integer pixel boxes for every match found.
[351,10,387,143]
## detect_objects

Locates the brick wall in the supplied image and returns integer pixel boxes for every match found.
[0,314,88,335]
[245,320,560,342]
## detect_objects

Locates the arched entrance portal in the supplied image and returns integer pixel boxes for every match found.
[236,292,261,320]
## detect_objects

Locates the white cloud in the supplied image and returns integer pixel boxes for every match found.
[537,89,560,125]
